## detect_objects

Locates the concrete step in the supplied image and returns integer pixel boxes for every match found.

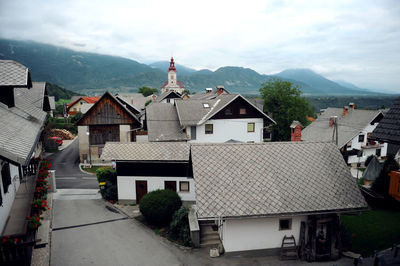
[200,239,221,248]
[200,225,218,234]
[201,233,220,243]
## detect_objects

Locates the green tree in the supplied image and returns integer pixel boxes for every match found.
[138,86,158,97]
[260,78,314,141]
[372,154,399,197]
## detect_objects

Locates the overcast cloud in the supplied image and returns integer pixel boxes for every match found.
[0,0,399,92]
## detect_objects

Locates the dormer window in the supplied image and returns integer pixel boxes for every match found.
[203,103,210,108]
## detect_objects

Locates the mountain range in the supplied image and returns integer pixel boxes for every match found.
[0,39,385,96]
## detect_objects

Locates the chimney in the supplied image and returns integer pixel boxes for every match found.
[152,94,156,102]
[205,88,213,94]
[290,121,302,142]
[343,106,349,116]
[329,116,337,127]
[349,102,355,110]
[216,85,225,95]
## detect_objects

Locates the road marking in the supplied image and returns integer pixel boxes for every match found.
[52,217,129,231]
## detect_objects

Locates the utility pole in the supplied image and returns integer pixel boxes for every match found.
[335,117,338,146]
[63,101,67,124]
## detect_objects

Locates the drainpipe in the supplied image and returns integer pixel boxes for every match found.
[126,126,142,142]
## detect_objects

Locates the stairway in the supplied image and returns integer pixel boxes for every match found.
[280,235,299,260]
[200,223,221,248]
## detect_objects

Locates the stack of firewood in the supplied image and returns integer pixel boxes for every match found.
[49,129,75,140]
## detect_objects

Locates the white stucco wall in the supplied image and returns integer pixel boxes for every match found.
[78,126,89,163]
[188,118,264,143]
[346,122,388,164]
[136,135,149,142]
[119,125,131,143]
[0,162,21,234]
[222,215,307,252]
[117,176,195,202]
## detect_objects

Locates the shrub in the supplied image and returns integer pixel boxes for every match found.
[101,183,118,201]
[372,154,399,197]
[96,168,118,201]
[139,189,182,225]
[169,206,192,246]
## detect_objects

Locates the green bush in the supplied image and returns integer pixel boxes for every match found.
[372,154,399,197]
[139,190,182,225]
[96,168,117,201]
[169,206,192,246]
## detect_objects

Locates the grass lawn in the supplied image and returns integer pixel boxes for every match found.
[80,165,112,174]
[341,209,400,256]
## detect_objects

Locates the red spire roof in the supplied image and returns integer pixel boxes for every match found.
[168,57,176,72]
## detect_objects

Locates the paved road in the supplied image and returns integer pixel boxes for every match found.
[47,138,98,189]
[50,190,358,266]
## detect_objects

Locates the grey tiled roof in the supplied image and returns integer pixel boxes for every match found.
[0,88,47,165]
[175,94,274,126]
[370,97,400,144]
[0,60,30,86]
[302,108,382,148]
[116,93,152,110]
[101,142,190,161]
[362,157,382,181]
[192,142,367,219]
[15,82,46,110]
[146,103,187,141]
[156,91,181,102]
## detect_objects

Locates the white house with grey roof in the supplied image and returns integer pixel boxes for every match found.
[191,142,367,259]
[101,143,195,204]
[146,93,275,143]
[301,105,388,171]
[0,60,47,237]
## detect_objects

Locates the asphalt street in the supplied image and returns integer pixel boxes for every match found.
[47,138,98,189]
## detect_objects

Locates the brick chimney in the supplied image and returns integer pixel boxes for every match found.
[216,86,225,95]
[152,94,156,101]
[343,106,349,116]
[349,102,355,110]
[290,121,302,142]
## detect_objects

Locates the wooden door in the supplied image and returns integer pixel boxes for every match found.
[136,180,147,204]
[164,181,176,191]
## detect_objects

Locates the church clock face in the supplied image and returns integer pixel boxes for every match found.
[170,75,174,80]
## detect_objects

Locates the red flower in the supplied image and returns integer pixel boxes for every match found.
[34,204,38,207]
[36,217,40,221]
[14,238,18,244]
[1,238,6,243]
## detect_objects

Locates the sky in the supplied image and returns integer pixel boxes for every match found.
[0,0,399,93]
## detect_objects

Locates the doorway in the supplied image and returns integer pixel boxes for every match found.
[135,180,147,204]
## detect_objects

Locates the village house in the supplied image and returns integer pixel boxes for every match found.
[191,142,367,259]
[300,104,388,175]
[146,91,275,143]
[0,60,47,247]
[100,142,194,204]
[67,96,100,115]
[155,90,182,104]
[76,91,142,164]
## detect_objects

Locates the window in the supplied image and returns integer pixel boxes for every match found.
[376,148,381,157]
[358,135,365,143]
[203,103,210,108]
[180,181,190,192]
[247,122,255,132]
[279,218,292,230]
[1,163,11,194]
[166,98,171,103]
[225,107,232,115]
[205,124,213,134]
[239,108,247,114]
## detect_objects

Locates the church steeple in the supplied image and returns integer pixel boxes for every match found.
[168,57,177,88]
[168,57,176,72]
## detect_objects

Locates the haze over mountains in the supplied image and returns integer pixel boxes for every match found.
[0,39,387,96]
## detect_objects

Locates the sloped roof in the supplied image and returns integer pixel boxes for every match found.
[161,80,185,89]
[115,93,151,111]
[302,108,382,148]
[48,96,55,110]
[156,91,182,102]
[115,95,141,114]
[0,60,31,87]
[101,142,190,161]
[362,157,382,181]
[370,97,400,144]
[175,94,275,126]
[14,82,46,110]
[67,96,100,109]
[192,142,367,219]
[0,89,47,165]
[146,103,187,142]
